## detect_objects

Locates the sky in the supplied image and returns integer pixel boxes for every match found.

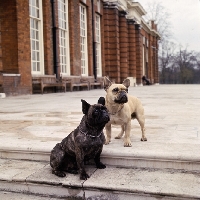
[137,0,200,52]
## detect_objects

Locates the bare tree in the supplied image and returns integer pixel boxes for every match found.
[143,0,172,42]
[174,46,196,84]
[159,40,176,83]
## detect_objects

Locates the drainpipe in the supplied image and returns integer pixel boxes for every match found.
[51,0,59,79]
[91,0,97,80]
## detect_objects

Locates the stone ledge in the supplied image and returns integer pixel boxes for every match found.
[0,159,200,199]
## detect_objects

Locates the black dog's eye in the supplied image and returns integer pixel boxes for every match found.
[112,88,119,93]
[94,110,99,116]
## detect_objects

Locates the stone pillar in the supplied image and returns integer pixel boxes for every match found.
[119,11,128,83]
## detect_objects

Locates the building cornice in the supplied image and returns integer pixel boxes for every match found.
[103,0,128,11]
[126,1,146,24]
[141,19,161,39]
[102,0,161,39]
[127,1,146,16]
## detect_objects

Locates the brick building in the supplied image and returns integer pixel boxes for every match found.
[0,0,160,96]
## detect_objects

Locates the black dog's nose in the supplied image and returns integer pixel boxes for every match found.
[104,115,110,122]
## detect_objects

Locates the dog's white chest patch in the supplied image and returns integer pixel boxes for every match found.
[110,115,124,125]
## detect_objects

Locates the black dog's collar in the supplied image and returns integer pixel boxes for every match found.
[78,126,103,138]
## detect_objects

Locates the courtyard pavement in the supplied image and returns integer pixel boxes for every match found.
[0,84,200,199]
[0,84,200,161]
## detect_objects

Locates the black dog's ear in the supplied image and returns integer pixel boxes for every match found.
[81,99,90,114]
[98,97,105,106]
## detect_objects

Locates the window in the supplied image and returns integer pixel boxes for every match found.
[143,45,145,75]
[29,0,44,74]
[58,0,70,75]
[80,5,88,76]
[143,36,145,45]
[95,14,102,76]
[146,47,148,62]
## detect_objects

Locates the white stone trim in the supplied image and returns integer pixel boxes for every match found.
[3,74,21,76]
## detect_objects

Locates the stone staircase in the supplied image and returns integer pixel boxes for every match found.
[0,141,200,200]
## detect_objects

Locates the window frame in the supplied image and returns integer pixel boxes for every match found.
[95,14,102,77]
[29,0,44,75]
[80,4,88,76]
[58,0,70,75]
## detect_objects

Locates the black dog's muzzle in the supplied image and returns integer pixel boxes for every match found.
[101,110,110,123]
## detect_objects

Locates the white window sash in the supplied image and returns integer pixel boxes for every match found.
[29,0,44,75]
[80,4,88,76]
[95,14,102,77]
[58,0,70,75]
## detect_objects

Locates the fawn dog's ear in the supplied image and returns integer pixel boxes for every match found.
[103,76,112,91]
[122,79,130,88]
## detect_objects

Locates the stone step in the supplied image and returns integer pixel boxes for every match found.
[1,141,200,172]
[0,191,66,200]
[0,159,200,200]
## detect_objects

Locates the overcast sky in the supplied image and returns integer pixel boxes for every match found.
[137,0,200,52]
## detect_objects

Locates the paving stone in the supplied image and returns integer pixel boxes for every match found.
[0,159,47,181]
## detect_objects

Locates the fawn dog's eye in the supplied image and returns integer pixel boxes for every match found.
[112,88,119,94]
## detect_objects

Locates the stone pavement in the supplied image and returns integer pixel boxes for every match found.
[0,84,200,199]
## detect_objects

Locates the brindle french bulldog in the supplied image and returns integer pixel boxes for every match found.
[50,98,110,180]
[104,76,147,147]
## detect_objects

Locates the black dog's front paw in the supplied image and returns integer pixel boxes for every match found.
[66,168,78,174]
[80,172,90,180]
[52,170,66,177]
[96,162,106,169]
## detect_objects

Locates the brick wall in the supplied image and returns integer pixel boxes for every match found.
[119,11,128,83]
[0,0,32,95]
[69,0,81,75]
[103,5,120,83]
[16,0,32,93]
[0,7,2,72]
[127,19,136,79]
[43,0,54,75]
[85,0,93,76]
[135,25,143,84]
[0,0,18,73]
